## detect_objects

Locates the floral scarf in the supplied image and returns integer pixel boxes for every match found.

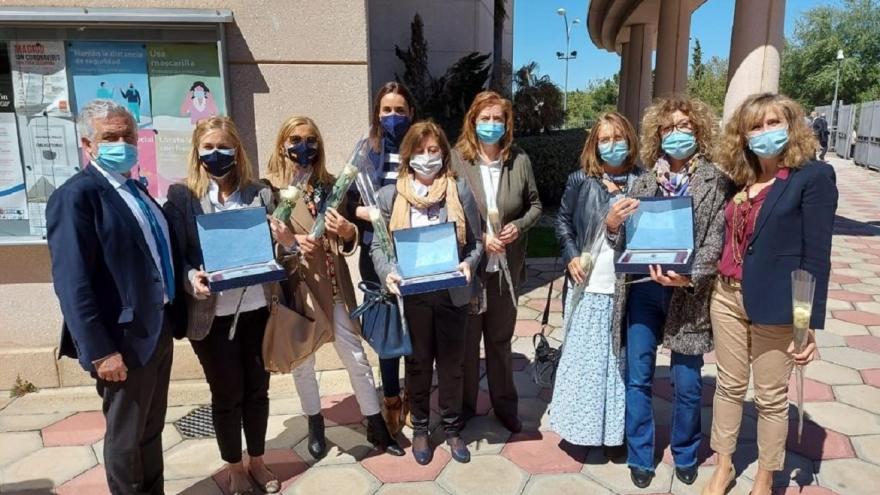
[653,154,700,197]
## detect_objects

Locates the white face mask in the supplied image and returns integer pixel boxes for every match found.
[409,153,443,179]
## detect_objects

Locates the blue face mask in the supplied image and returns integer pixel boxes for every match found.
[748,127,789,159]
[476,122,505,144]
[661,130,698,160]
[598,140,629,167]
[380,114,411,144]
[287,141,318,167]
[95,142,138,174]
[199,148,236,177]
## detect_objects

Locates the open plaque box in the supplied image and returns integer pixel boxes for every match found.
[393,222,468,296]
[196,206,287,292]
[615,196,695,275]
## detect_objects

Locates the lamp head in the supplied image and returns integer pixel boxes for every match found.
[556,51,564,58]
[557,8,566,16]
[573,18,581,24]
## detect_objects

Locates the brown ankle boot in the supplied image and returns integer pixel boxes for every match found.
[383,396,404,435]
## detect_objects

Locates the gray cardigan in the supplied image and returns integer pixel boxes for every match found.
[371,177,484,307]
[164,181,277,340]
[611,159,733,355]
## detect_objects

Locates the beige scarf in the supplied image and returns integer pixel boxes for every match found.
[390,171,467,246]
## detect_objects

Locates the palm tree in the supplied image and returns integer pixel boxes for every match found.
[513,62,564,135]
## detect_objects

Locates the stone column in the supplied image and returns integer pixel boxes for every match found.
[723,0,786,121]
[654,0,691,97]
[624,24,653,130]
[617,42,630,113]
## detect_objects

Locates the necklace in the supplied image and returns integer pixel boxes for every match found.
[603,172,629,196]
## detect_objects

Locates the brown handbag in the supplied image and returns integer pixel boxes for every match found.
[262,280,323,373]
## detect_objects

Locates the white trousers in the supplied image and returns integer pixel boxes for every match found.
[291,303,381,416]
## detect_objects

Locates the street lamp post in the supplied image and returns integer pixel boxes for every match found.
[831,49,844,135]
[556,8,580,114]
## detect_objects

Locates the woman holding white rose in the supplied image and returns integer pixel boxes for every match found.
[702,93,835,495]
[264,116,404,461]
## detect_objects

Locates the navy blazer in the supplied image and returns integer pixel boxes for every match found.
[47,166,186,372]
[742,161,838,329]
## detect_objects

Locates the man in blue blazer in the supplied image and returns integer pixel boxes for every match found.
[47,99,185,495]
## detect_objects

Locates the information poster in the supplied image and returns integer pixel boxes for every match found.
[8,41,71,117]
[148,43,226,200]
[0,43,28,224]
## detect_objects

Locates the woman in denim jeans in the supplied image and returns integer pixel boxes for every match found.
[609,95,733,489]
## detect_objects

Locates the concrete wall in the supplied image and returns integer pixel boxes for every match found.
[367,0,513,98]
[0,0,373,389]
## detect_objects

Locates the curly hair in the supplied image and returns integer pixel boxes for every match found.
[639,95,718,166]
[716,93,818,187]
[580,112,639,178]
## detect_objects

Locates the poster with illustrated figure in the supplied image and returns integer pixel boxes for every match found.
[0,43,28,226]
[148,43,226,200]
[8,41,71,117]
[67,41,154,129]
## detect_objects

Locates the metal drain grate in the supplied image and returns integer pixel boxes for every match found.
[174,405,216,439]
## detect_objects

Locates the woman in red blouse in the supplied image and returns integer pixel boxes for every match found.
[702,93,837,495]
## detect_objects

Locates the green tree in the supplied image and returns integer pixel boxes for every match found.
[513,62,564,135]
[691,39,705,82]
[564,75,619,128]
[688,55,728,116]
[781,0,880,108]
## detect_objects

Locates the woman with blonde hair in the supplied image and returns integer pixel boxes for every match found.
[610,96,732,489]
[702,93,833,495]
[371,120,483,466]
[264,116,404,460]
[452,90,542,432]
[164,116,280,494]
[552,112,640,455]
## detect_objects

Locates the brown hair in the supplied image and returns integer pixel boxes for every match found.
[717,92,818,187]
[580,112,639,178]
[185,116,254,198]
[397,120,455,179]
[640,95,717,166]
[265,116,334,189]
[369,81,417,153]
[455,90,515,162]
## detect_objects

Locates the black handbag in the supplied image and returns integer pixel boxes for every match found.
[532,259,562,388]
[351,281,412,359]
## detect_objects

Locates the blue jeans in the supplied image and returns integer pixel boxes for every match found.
[625,281,704,471]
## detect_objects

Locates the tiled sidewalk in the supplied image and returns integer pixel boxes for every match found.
[2,157,880,494]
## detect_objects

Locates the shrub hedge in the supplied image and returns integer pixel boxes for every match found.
[517,128,586,208]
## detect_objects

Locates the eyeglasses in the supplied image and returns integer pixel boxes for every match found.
[660,120,694,136]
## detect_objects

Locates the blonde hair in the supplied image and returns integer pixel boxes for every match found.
[265,116,334,189]
[580,112,639,178]
[717,92,818,187]
[640,95,717,166]
[398,120,455,179]
[455,91,514,163]
[185,116,253,198]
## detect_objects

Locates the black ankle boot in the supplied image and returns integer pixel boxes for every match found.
[366,413,405,456]
[411,431,433,465]
[307,413,327,459]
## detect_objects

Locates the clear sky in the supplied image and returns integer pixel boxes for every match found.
[513,0,835,91]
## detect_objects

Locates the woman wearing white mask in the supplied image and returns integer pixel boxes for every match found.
[164,116,280,494]
[451,91,542,433]
[612,96,732,489]
[702,93,832,495]
[371,120,483,466]
[552,112,640,457]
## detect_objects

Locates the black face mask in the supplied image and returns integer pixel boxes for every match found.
[199,149,236,177]
[286,141,318,167]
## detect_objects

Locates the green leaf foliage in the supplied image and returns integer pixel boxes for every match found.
[517,128,586,207]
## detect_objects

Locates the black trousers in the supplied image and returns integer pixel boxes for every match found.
[191,307,270,463]
[97,311,173,495]
[463,271,519,420]
[404,290,468,435]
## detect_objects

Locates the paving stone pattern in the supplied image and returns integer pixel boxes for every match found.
[1,158,879,494]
